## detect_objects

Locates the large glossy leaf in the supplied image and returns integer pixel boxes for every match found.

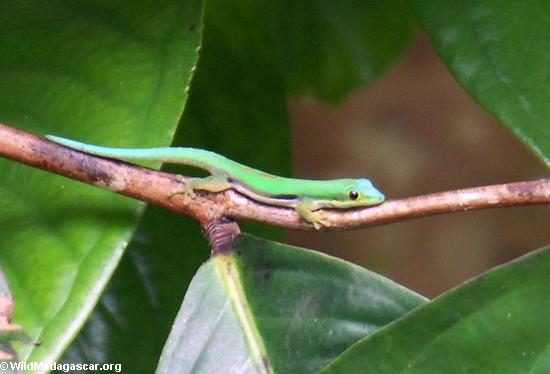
[408,0,550,165]
[265,0,414,101]
[157,235,428,373]
[60,207,208,374]
[321,246,550,373]
[0,0,201,366]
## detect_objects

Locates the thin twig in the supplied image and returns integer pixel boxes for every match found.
[1,123,548,232]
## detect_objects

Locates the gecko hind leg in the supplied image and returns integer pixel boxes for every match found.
[170,175,232,199]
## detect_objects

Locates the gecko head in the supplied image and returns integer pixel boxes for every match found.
[337,178,385,207]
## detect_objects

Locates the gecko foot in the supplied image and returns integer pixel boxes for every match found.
[297,209,329,230]
[169,175,232,200]
[168,175,196,199]
[309,210,329,230]
[296,201,330,230]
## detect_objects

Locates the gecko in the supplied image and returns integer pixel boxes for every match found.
[46,135,385,229]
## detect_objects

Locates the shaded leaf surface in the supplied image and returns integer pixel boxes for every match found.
[61,208,208,374]
[265,0,414,101]
[321,246,550,373]
[157,235,427,373]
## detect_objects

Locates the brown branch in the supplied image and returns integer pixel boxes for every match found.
[0,124,220,224]
[1,123,549,235]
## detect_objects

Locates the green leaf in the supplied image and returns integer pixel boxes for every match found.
[320,246,550,373]
[61,207,208,374]
[266,0,414,101]
[157,235,427,373]
[0,0,201,365]
[407,0,550,165]
[181,0,291,172]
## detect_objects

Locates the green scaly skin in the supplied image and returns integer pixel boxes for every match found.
[46,135,385,229]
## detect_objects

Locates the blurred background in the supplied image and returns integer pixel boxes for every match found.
[286,32,549,298]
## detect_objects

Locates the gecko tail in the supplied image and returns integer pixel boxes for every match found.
[46,135,94,152]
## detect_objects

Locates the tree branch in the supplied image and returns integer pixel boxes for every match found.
[1,123,549,235]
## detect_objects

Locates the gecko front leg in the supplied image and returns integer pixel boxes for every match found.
[296,199,329,230]
[171,174,233,199]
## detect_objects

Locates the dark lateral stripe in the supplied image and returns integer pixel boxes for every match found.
[270,194,298,200]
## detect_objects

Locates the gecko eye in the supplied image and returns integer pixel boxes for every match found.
[348,190,360,200]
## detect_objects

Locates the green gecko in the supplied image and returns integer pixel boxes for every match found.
[46,135,385,229]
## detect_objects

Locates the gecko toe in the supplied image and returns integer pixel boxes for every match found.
[311,211,329,230]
